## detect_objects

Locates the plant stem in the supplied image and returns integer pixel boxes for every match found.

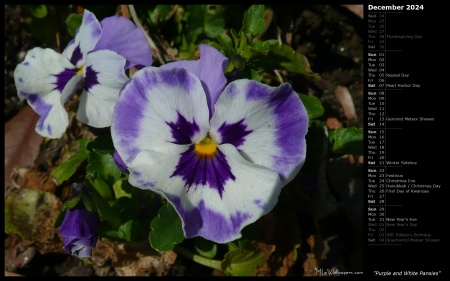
[173,245,223,270]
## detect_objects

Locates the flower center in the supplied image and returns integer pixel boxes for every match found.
[194,136,217,158]
[76,67,83,75]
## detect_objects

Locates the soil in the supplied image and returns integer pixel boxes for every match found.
[4,4,364,277]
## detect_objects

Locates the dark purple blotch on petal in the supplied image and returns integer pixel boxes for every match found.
[166,112,200,145]
[70,45,83,66]
[218,119,252,148]
[52,68,78,93]
[171,146,235,197]
[84,66,99,92]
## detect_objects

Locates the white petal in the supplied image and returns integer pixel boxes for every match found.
[166,143,282,243]
[210,80,309,184]
[76,50,128,128]
[62,9,102,67]
[14,47,81,138]
[111,66,210,171]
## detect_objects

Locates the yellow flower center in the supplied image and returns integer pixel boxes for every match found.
[194,136,217,158]
[76,68,83,75]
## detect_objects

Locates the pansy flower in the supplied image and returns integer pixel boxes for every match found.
[59,183,99,258]
[111,44,309,243]
[13,9,153,138]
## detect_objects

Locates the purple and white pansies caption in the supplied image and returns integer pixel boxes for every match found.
[111,44,309,244]
[13,9,152,138]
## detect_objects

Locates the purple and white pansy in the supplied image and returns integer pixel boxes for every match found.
[13,9,152,138]
[111,44,309,243]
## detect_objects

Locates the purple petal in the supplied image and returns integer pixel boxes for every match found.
[114,150,128,173]
[169,198,250,243]
[161,44,229,118]
[94,15,153,69]
[59,207,99,239]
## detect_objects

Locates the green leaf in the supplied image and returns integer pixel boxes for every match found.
[243,5,265,36]
[89,177,115,202]
[112,177,134,199]
[29,5,47,18]
[81,192,96,213]
[117,219,150,242]
[112,196,141,222]
[86,182,121,228]
[252,39,277,53]
[328,127,364,158]
[299,93,324,120]
[148,5,171,25]
[149,202,185,252]
[216,32,234,57]
[270,44,308,74]
[221,242,265,276]
[66,13,83,37]
[193,237,218,259]
[62,193,82,210]
[87,135,122,186]
[87,132,116,153]
[186,5,225,40]
[50,138,90,185]
[204,5,225,38]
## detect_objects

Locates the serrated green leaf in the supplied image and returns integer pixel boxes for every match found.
[29,5,47,18]
[270,44,307,74]
[328,127,364,158]
[149,203,185,252]
[193,237,218,259]
[221,242,265,276]
[243,5,265,36]
[299,93,324,120]
[50,138,90,185]
[66,13,83,37]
